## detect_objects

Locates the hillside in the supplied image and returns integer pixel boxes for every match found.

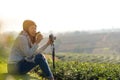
[55,30,120,54]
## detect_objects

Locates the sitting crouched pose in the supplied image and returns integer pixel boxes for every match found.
[8,20,54,80]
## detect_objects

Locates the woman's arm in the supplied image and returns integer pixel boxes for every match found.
[35,38,53,53]
[36,43,49,53]
[18,35,39,57]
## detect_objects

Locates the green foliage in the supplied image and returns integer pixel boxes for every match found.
[28,53,120,79]
[0,33,15,63]
[51,61,120,80]
[31,59,120,80]
[56,53,120,64]
[0,63,7,73]
[1,61,120,80]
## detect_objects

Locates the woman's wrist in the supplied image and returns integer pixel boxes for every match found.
[46,42,50,46]
[35,41,39,45]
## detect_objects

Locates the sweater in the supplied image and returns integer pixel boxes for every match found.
[8,31,48,64]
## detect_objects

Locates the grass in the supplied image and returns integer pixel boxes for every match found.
[0,63,7,73]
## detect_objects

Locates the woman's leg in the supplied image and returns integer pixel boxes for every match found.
[7,60,36,74]
[17,59,36,74]
[8,54,54,79]
[34,54,54,79]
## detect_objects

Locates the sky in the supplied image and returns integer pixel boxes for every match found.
[0,0,120,33]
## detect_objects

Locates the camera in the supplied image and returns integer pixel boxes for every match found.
[49,34,56,42]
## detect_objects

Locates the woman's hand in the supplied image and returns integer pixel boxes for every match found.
[46,38,54,45]
[35,32,43,44]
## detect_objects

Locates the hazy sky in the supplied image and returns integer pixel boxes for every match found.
[0,0,120,33]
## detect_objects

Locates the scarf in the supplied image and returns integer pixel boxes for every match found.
[20,31,35,63]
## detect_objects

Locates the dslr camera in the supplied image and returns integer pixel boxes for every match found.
[49,34,56,42]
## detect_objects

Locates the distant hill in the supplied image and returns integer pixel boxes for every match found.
[1,29,120,54]
[55,29,120,54]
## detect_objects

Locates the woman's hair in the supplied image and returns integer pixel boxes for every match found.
[23,20,36,32]
[22,20,37,44]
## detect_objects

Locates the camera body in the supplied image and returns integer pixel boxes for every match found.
[49,34,56,42]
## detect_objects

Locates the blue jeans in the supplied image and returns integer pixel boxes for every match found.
[8,54,53,78]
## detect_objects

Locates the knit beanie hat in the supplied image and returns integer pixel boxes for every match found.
[23,20,36,32]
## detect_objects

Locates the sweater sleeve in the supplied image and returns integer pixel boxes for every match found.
[18,35,38,57]
[36,43,49,53]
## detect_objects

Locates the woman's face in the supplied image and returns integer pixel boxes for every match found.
[28,25,36,37]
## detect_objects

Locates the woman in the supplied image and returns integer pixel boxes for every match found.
[8,20,54,80]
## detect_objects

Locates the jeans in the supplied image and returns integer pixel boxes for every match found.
[8,54,53,78]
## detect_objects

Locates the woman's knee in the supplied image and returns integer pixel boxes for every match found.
[35,54,46,62]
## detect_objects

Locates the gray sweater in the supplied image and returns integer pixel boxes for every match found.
[8,33,48,64]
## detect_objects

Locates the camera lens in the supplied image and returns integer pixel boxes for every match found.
[49,34,56,41]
